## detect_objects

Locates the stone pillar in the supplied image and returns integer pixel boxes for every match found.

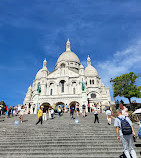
[41,84,46,96]
[82,91,88,112]
[34,105,38,114]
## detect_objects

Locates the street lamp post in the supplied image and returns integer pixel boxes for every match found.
[110,78,116,102]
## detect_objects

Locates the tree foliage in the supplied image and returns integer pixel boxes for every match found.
[112,72,141,103]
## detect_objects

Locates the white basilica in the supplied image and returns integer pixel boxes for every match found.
[23,39,111,110]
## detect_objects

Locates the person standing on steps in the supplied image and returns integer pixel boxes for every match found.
[19,105,25,123]
[8,106,12,118]
[114,109,137,158]
[0,106,2,117]
[76,103,80,116]
[58,106,61,117]
[42,106,47,121]
[93,104,99,123]
[70,106,75,119]
[82,104,86,117]
[51,107,54,119]
[87,103,90,113]
[36,106,43,125]
[106,106,112,125]
[37,103,40,112]
[33,104,35,114]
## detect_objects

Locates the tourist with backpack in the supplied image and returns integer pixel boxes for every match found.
[138,120,141,139]
[114,109,137,158]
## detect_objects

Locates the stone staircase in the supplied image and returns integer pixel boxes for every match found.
[0,113,140,158]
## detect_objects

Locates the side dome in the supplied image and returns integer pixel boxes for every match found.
[85,65,98,77]
[35,59,49,80]
[85,55,98,77]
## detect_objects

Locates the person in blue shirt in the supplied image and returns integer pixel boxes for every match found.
[70,106,75,119]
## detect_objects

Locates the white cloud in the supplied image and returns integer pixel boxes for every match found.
[97,39,141,86]
[97,39,141,103]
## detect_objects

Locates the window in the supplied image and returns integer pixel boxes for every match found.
[90,80,91,84]
[92,80,94,84]
[50,89,53,95]
[73,88,75,94]
[91,93,96,98]
[60,80,65,93]
[61,63,65,68]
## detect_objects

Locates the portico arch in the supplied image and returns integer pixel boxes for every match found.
[69,101,80,108]
[56,102,65,106]
[41,102,51,111]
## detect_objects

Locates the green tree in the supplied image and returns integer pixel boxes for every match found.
[113,72,141,104]
[137,86,141,98]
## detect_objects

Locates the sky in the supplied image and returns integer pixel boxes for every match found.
[0,0,141,105]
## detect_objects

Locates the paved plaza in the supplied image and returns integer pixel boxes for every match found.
[0,113,141,158]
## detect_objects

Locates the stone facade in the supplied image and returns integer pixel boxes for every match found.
[23,39,111,112]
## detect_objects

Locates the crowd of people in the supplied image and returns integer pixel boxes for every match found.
[0,100,139,158]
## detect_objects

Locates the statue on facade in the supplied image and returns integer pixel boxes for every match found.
[37,83,41,93]
[82,81,85,91]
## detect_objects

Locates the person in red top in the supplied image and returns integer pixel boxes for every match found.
[6,105,8,115]
[87,103,90,113]
[8,106,12,118]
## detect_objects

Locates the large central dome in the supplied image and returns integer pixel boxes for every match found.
[56,39,80,65]
[57,51,80,64]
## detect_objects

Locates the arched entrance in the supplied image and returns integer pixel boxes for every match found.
[56,102,65,106]
[41,103,51,111]
[69,101,79,110]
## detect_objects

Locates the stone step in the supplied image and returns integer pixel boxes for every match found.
[0,151,140,157]
[0,156,134,158]
[0,145,123,149]
[0,113,140,158]
[0,141,138,146]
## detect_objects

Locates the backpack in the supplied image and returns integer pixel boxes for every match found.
[82,105,85,109]
[138,128,141,139]
[117,116,132,135]
[58,108,61,112]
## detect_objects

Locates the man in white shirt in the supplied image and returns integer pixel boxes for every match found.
[0,106,2,117]
[114,108,137,158]
[93,104,99,123]
[51,108,54,119]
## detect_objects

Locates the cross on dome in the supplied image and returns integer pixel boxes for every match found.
[66,38,71,51]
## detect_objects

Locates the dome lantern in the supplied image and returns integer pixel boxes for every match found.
[66,38,71,51]
[43,58,47,68]
[87,55,91,66]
